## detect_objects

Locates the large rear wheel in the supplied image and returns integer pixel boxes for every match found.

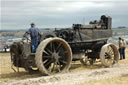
[35,37,72,75]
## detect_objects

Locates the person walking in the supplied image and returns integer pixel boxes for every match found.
[24,23,41,53]
[118,37,123,60]
[122,39,126,59]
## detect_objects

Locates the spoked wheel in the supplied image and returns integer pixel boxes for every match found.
[35,37,72,75]
[100,43,119,67]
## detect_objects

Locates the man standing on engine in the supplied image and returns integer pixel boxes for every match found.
[24,23,41,53]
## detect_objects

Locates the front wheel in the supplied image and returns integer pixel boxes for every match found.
[100,43,119,67]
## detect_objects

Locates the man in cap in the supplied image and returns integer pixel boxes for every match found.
[24,23,41,53]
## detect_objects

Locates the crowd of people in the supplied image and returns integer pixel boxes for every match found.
[118,37,126,60]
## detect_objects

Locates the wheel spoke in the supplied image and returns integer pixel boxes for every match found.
[43,55,51,59]
[107,47,115,60]
[56,43,62,52]
[43,50,50,55]
[108,49,114,55]
[51,63,55,72]
[43,59,49,64]
[57,61,61,71]
[53,42,56,52]
[51,42,56,53]
[60,59,67,64]
[44,59,53,68]
[57,50,68,58]
[46,48,53,54]
[107,46,115,56]
[105,46,114,60]
[50,42,53,51]
[105,52,114,65]
[109,52,114,56]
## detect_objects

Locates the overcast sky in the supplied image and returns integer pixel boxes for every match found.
[1,0,128,30]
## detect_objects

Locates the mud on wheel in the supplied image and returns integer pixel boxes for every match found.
[100,43,119,67]
[35,37,72,75]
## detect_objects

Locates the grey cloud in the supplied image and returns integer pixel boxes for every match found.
[1,0,128,30]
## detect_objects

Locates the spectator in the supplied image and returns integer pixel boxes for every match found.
[122,39,126,59]
[118,37,123,60]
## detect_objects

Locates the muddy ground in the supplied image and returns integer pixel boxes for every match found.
[0,48,128,85]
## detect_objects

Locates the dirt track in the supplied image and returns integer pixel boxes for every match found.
[0,48,128,85]
[1,63,128,85]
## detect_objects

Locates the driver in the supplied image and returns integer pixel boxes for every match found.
[24,23,41,53]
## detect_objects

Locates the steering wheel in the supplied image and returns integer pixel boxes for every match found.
[22,35,31,42]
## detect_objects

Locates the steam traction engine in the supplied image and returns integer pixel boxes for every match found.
[10,15,119,75]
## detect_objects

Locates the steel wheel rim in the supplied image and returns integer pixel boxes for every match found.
[100,43,119,67]
[35,37,72,75]
[42,40,70,73]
